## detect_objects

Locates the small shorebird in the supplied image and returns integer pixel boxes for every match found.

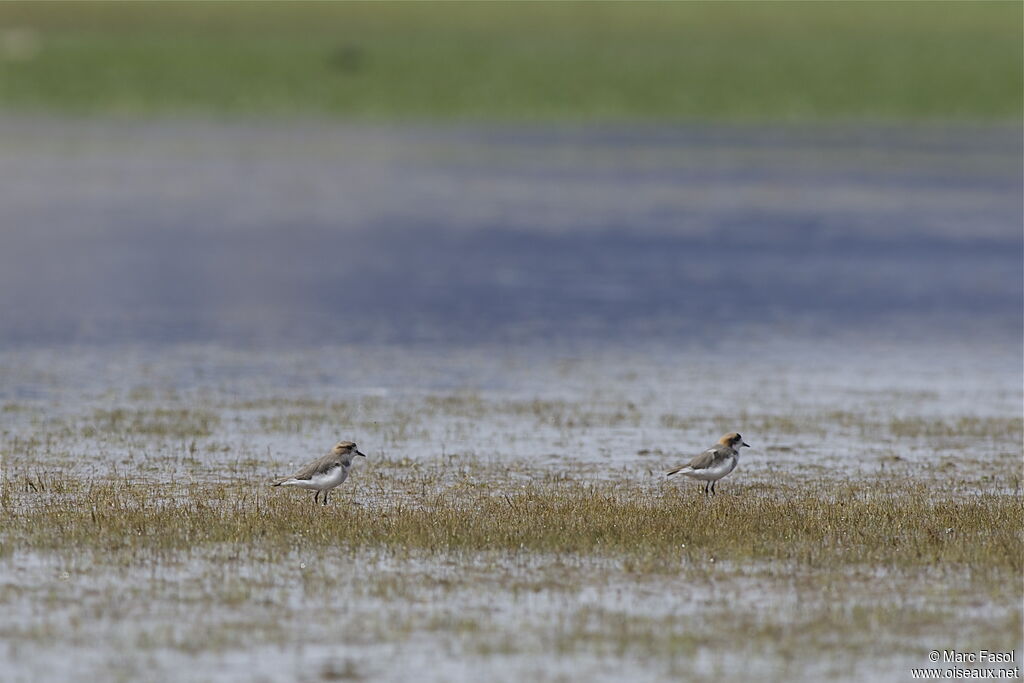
[271,441,366,505]
[666,432,750,495]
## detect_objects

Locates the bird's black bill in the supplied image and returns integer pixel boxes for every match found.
[356,450,367,458]
[742,442,750,447]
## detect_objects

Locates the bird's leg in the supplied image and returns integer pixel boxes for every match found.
[314,491,320,505]
[323,490,330,506]
[711,480,717,496]
[703,481,710,496]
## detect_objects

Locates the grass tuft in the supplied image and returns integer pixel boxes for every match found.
[82,408,220,439]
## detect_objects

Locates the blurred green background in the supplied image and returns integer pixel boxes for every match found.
[0,1,1019,122]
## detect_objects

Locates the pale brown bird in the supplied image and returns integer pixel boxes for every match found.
[271,441,366,505]
[666,432,750,495]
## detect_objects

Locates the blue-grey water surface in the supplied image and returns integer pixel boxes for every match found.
[0,118,1019,349]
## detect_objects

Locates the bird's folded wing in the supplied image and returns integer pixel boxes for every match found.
[286,453,338,481]
[687,446,724,470]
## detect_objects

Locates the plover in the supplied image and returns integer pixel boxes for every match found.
[666,432,749,495]
[271,441,366,506]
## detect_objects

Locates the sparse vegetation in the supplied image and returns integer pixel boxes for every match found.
[2,475,1020,572]
[888,416,1023,439]
[82,408,220,439]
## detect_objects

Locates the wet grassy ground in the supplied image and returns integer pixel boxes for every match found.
[2,479,1019,681]
[0,344,1020,681]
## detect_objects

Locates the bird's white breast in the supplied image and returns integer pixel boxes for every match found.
[684,454,738,481]
[282,464,349,491]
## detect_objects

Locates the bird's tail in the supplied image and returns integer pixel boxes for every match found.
[666,466,692,477]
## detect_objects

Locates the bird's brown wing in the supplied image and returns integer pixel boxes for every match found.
[667,444,724,476]
[276,452,340,483]
[687,445,729,470]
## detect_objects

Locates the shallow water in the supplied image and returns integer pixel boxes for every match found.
[1,540,1016,683]
[0,117,1019,347]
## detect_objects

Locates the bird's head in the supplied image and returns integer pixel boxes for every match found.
[719,432,750,449]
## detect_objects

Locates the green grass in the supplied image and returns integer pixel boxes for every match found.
[0,1,1019,121]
